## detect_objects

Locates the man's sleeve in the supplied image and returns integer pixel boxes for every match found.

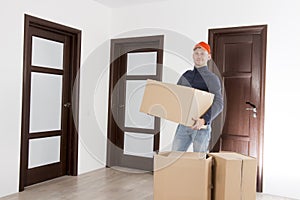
[202,74,224,124]
[209,74,224,121]
[177,75,183,85]
[177,72,190,86]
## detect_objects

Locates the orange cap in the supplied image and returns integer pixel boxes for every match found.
[193,41,211,54]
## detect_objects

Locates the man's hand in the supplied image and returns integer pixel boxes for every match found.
[191,117,205,130]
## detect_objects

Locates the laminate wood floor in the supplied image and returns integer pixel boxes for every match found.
[2,168,152,200]
[1,168,297,200]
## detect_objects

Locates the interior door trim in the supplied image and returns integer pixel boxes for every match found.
[107,35,164,169]
[19,14,81,191]
[208,24,267,192]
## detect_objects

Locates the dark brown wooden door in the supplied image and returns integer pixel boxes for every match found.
[20,15,81,191]
[209,25,267,192]
[107,36,164,171]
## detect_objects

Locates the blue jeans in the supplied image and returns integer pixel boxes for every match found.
[172,124,211,152]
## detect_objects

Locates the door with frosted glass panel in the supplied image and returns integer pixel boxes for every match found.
[107,36,164,171]
[22,26,70,186]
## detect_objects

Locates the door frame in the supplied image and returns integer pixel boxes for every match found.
[106,35,164,170]
[19,14,81,191]
[208,25,267,192]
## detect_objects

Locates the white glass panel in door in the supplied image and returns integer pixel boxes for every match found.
[32,36,64,69]
[29,72,62,133]
[124,132,154,158]
[28,136,61,168]
[125,80,154,129]
[127,52,157,75]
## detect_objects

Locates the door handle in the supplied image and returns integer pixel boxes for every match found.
[245,101,257,118]
[64,102,71,108]
[246,101,256,108]
[246,107,257,113]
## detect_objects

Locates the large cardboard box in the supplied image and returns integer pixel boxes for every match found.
[140,79,214,126]
[154,151,212,200]
[209,152,257,200]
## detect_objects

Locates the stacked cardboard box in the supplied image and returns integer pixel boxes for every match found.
[209,152,257,200]
[154,151,212,200]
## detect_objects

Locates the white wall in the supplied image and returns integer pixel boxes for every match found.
[0,0,110,197]
[110,0,300,199]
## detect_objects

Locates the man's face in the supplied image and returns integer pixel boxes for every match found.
[193,48,211,67]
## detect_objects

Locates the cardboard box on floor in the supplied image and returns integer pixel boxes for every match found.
[154,151,212,200]
[209,152,257,200]
[140,79,214,127]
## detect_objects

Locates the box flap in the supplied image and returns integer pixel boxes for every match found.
[187,89,214,126]
[157,151,207,159]
[241,159,257,200]
[154,151,207,171]
[209,152,255,161]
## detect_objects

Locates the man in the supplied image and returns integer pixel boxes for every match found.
[172,41,223,152]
